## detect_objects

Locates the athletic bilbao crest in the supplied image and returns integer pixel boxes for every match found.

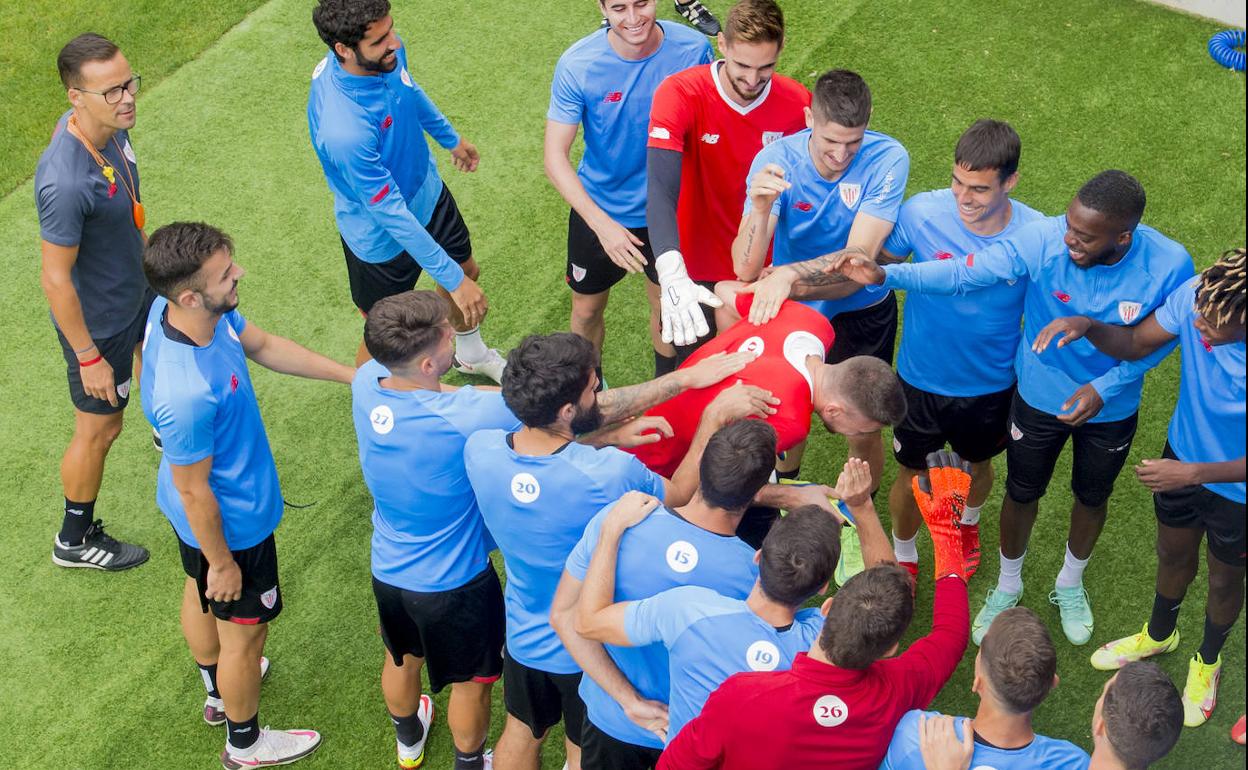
[1118,301,1143,324]
[571,263,587,283]
[838,183,862,209]
[761,131,783,146]
[260,586,278,609]
[400,68,414,88]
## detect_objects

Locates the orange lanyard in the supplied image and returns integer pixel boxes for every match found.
[66,115,146,230]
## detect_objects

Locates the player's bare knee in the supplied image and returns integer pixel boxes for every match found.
[570,294,607,325]
[1155,541,1199,583]
[1206,558,1244,597]
[76,412,124,449]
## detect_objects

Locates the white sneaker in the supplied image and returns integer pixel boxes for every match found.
[205,657,271,726]
[453,348,506,383]
[396,694,436,769]
[220,726,321,768]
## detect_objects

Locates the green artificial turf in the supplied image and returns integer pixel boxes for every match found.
[0,0,267,197]
[0,0,1243,768]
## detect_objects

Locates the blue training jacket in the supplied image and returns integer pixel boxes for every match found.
[307,43,464,290]
[883,216,1194,422]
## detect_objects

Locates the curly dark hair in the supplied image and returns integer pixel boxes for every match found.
[501,333,598,428]
[1197,247,1246,328]
[312,0,391,59]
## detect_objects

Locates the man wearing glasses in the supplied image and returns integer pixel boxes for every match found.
[36,32,151,572]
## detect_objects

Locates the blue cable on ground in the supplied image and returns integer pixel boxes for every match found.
[1208,29,1246,71]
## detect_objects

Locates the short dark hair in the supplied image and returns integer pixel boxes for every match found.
[979,607,1057,714]
[501,333,597,428]
[837,356,907,427]
[818,564,913,669]
[1102,662,1183,769]
[954,119,1021,182]
[313,0,391,59]
[1076,170,1146,230]
[144,222,234,299]
[58,33,120,89]
[363,291,449,367]
[698,420,777,511]
[757,506,840,607]
[811,70,871,128]
[722,0,785,46]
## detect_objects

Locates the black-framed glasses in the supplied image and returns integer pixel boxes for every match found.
[75,75,141,104]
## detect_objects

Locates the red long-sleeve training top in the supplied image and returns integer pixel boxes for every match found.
[658,576,970,770]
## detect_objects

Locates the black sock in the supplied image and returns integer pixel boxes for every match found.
[1147,591,1183,642]
[594,365,605,393]
[776,467,801,481]
[1197,614,1235,663]
[227,712,260,751]
[198,661,220,698]
[59,498,95,546]
[391,709,427,747]
[453,742,486,770]
[654,351,677,377]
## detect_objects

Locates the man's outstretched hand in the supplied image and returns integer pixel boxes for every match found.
[911,450,972,581]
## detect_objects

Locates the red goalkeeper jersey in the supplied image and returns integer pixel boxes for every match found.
[647,62,809,282]
[627,294,834,478]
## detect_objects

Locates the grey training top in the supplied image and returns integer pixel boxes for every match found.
[35,110,147,338]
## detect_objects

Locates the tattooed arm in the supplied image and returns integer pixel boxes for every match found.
[594,350,756,424]
[787,248,908,299]
[731,162,788,281]
[739,211,902,325]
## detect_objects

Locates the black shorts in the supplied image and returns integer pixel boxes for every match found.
[579,718,662,770]
[502,651,585,745]
[826,291,898,365]
[893,379,1015,469]
[373,566,505,693]
[178,532,282,625]
[341,182,473,313]
[1004,393,1138,507]
[1154,443,1246,566]
[566,208,658,294]
[737,505,780,550]
[57,289,155,415]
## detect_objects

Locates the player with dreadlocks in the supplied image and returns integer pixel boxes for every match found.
[1034,247,1246,731]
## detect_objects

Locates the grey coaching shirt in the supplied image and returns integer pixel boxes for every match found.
[35,110,147,339]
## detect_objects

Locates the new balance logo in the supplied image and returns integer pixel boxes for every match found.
[1052,290,1071,303]
[603,91,623,103]
[934,251,953,260]
[793,200,813,212]
[700,133,720,144]
[67,508,84,516]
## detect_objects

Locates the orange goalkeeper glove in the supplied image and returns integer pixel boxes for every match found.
[911,450,972,582]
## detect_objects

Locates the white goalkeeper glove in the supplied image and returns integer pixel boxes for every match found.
[655,250,722,347]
